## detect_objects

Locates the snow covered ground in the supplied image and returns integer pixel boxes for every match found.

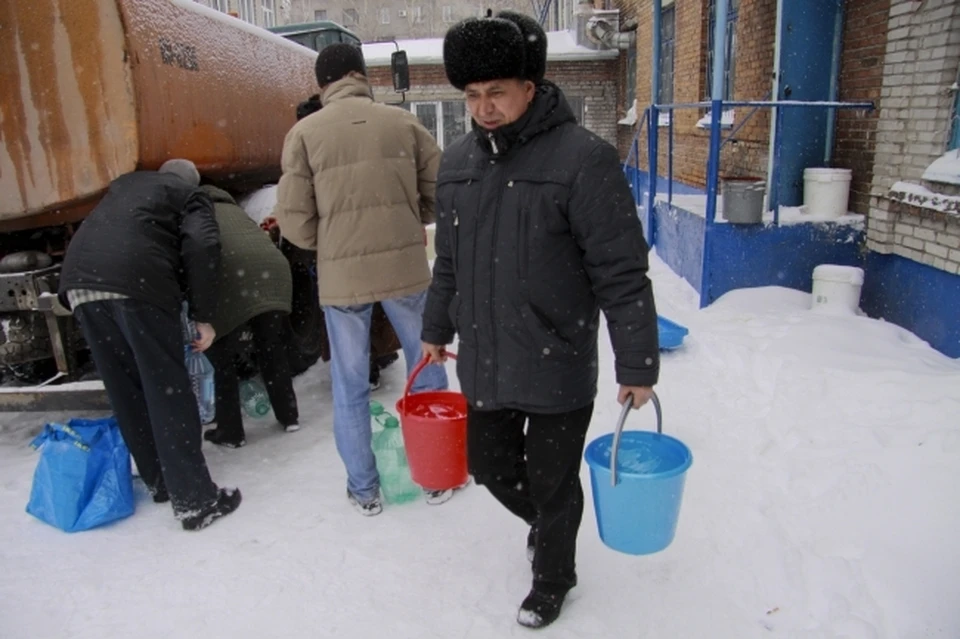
[2,253,959,639]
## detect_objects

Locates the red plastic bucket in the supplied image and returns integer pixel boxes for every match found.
[395,354,468,491]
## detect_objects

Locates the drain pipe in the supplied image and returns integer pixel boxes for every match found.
[823,3,845,165]
[587,15,638,50]
[764,0,784,213]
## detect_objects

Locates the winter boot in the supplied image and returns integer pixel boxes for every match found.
[517,584,572,629]
[181,488,242,531]
[204,428,246,448]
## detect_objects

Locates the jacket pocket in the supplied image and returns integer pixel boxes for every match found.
[518,303,578,361]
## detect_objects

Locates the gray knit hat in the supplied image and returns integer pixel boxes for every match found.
[159,159,200,187]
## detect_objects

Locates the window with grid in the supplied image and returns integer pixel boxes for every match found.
[659,5,675,105]
[379,7,390,24]
[262,0,276,27]
[951,89,960,150]
[706,0,738,101]
[343,8,360,26]
[314,9,327,20]
[414,6,424,23]
[442,6,454,23]
[238,0,254,23]
[407,101,469,148]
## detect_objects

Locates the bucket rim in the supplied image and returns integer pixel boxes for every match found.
[584,431,693,480]
[395,390,467,418]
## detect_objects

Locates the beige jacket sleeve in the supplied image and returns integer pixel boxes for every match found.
[274,128,318,250]
[413,122,441,225]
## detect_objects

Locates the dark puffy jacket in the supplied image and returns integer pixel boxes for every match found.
[421,82,659,414]
[58,171,220,322]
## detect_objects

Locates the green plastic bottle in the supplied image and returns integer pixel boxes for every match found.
[372,415,421,505]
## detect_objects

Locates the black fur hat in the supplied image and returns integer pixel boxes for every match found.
[496,11,547,85]
[315,42,367,87]
[444,15,532,90]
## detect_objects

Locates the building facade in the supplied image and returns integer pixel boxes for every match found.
[616,0,960,357]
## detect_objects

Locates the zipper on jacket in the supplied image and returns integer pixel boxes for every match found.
[451,212,459,276]
[487,132,499,155]
[489,174,506,405]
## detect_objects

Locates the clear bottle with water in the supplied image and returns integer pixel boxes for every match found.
[371,411,421,504]
[240,378,271,418]
[181,303,216,424]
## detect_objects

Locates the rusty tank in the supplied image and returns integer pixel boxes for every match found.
[0,0,319,233]
[0,0,328,391]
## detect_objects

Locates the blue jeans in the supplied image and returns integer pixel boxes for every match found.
[324,289,448,501]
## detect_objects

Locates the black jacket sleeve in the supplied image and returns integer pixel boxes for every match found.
[568,142,660,387]
[179,189,221,323]
[421,210,457,345]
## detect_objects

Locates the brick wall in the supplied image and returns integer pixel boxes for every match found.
[367,59,621,146]
[865,0,960,274]
[834,0,890,216]
[617,0,776,188]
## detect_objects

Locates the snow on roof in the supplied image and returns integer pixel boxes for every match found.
[888,180,960,215]
[361,30,618,67]
[921,149,960,187]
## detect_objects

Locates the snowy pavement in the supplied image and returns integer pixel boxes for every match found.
[1,253,959,638]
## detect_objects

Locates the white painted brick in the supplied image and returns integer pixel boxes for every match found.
[940,233,960,248]
[872,208,894,222]
[903,236,925,250]
[872,220,894,234]
[890,0,921,16]
[919,251,939,268]
[915,227,938,241]
[920,217,947,231]
[895,222,916,236]
[947,262,960,275]
[897,246,924,262]
[925,6,955,23]
[888,26,911,41]
[917,59,952,73]
[950,248,960,263]
[926,242,950,258]
[909,108,939,120]
[933,257,948,270]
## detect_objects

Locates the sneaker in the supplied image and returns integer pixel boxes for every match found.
[283,422,301,433]
[423,478,472,506]
[517,586,570,629]
[204,428,246,448]
[347,490,383,516]
[181,488,242,531]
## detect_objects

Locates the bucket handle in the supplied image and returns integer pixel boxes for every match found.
[402,352,458,409]
[610,391,662,487]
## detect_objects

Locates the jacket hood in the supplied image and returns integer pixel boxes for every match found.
[472,81,576,156]
[201,184,237,205]
[321,74,374,106]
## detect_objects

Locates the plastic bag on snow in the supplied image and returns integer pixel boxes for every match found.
[25,416,136,532]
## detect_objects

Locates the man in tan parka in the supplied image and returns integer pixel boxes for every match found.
[273,43,452,516]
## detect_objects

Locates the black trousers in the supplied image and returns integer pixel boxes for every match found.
[467,403,594,590]
[74,299,218,514]
[204,311,299,439]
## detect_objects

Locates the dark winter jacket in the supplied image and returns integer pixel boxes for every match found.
[421,82,659,414]
[58,171,220,322]
[203,186,292,339]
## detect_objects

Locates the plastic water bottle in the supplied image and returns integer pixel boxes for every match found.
[180,302,215,424]
[369,400,389,434]
[185,347,216,424]
[372,412,421,505]
[240,378,271,418]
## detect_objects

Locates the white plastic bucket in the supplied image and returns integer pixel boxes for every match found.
[811,264,864,315]
[803,168,852,218]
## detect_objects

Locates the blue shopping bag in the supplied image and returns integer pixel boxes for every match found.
[26,417,136,532]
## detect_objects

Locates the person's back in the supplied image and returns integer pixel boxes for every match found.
[59,171,216,318]
[277,74,439,306]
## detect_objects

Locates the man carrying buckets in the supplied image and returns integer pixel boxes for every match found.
[420,11,660,629]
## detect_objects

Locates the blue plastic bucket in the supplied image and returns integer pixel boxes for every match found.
[584,393,692,555]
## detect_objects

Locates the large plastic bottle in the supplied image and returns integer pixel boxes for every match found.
[372,412,421,505]
[180,303,216,424]
[240,378,271,418]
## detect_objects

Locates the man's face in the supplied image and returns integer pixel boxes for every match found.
[464,79,535,130]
